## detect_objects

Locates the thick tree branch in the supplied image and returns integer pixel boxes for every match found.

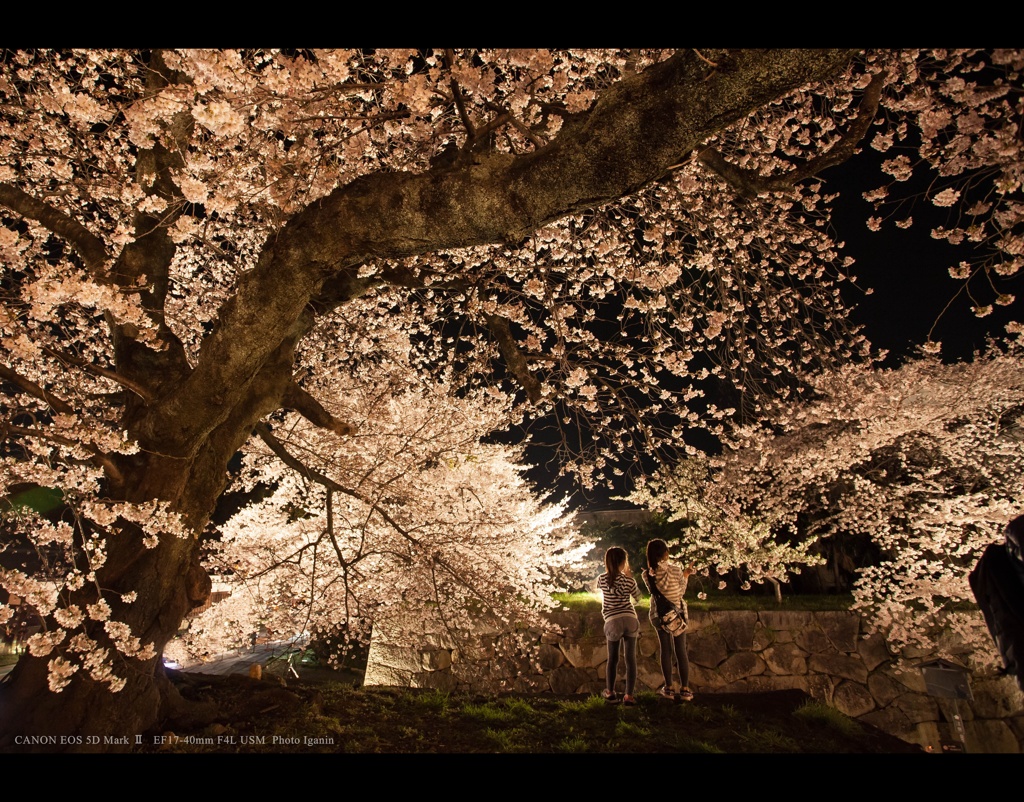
[140,49,858,457]
[41,346,155,404]
[0,183,108,272]
[483,313,544,404]
[698,70,885,199]
[443,49,476,142]
[282,381,354,436]
[0,364,75,415]
[0,422,125,487]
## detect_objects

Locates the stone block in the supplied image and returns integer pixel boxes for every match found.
[815,611,860,652]
[637,629,659,659]
[758,610,813,633]
[537,643,565,672]
[858,706,915,743]
[363,641,416,687]
[751,622,775,651]
[738,674,810,694]
[420,631,459,650]
[411,670,455,692]
[857,632,893,671]
[542,609,589,639]
[712,611,758,651]
[832,680,876,718]
[1006,714,1024,745]
[762,641,808,675]
[867,671,904,707]
[969,675,1024,719]
[891,691,938,725]
[548,665,592,695]
[507,674,547,694]
[808,653,868,684]
[637,665,663,692]
[560,638,605,670]
[804,674,834,704]
[688,627,729,668]
[419,648,451,671]
[688,663,721,691]
[964,719,1022,753]
[451,632,492,662]
[794,624,831,655]
[717,651,766,684]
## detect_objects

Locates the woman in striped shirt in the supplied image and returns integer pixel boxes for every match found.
[643,538,694,702]
[597,546,641,705]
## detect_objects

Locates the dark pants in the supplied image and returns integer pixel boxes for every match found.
[606,636,638,695]
[656,627,689,689]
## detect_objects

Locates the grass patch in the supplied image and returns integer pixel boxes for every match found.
[739,725,801,753]
[402,688,451,715]
[793,700,861,737]
[136,677,921,754]
[673,735,726,753]
[614,719,652,739]
[557,695,606,713]
[483,726,531,752]
[556,735,590,753]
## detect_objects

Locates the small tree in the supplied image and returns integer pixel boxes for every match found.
[176,335,590,671]
[629,456,824,601]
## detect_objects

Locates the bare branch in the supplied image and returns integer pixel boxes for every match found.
[254,422,425,553]
[484,101,546,149]
[693,49,719,68]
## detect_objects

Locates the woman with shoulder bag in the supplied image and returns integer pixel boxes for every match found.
[642,538,694,702]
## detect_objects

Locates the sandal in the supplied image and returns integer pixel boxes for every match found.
[679,687,694,702]
[622,694,637,706]
[602,689,621,704]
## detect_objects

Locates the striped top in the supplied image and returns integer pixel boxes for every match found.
[597,572,641,622]
[644,561,688,606]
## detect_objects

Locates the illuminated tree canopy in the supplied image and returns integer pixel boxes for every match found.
[1,48,1022,748]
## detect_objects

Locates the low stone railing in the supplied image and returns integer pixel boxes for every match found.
[364,607,1024,753]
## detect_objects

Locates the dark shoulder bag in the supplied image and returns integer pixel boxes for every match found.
[648,571,688,636]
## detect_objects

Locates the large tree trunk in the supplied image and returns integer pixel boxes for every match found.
[1,534,200,751]
[0,49,857,751]
[0,348,295,752]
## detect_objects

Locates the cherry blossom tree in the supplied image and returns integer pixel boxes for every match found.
[1,48,1022,749]
[174,333,588,670]
[637,345,1024,663]
[627,455,824,602]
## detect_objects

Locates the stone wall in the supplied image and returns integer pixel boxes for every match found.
[364,607,1024,753]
